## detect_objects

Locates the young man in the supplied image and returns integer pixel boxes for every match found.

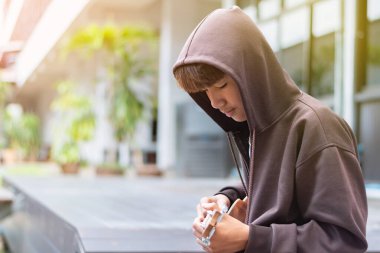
[173,6,367,253]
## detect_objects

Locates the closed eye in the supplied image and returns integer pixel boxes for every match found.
[216,82,227,89]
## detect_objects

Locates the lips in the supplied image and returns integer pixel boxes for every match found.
[222,108,235,117]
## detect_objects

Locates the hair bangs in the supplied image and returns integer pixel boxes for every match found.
[174,63,225,93]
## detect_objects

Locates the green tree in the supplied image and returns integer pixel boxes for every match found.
[3,106,41,160]
[0,82,12,149]
[51,80,95,166]
[64,24,157,162]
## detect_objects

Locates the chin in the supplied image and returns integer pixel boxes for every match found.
[232,116,246,122]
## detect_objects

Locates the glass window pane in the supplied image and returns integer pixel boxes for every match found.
[280,43,307,91]
[367,20,380,86]
[259,20,279,52]
[237,0,257,21]
[368,0,380,21]
[242,5,257,22]
[285,0,306,9]
[280,7,309,48]
[259,0,280,20]
[313,0,340,37]
[311,33,335,97]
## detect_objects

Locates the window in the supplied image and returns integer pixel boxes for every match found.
[284,0,306,9]
[311,33,335,97]
[237,0,342,99]
[258,0,281,20]
[279,7,309,91]
[313,0,340,37]
[281,43,307,91]
[310,0,340,97]
[280,7,309,48]
[259,20,279,52]
[237,0,257,21]
[367,0,380,86]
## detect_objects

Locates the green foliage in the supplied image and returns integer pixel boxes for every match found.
[369,45,380,65]
[3,110,41,159]
[65,24,156,58]
[0,82,12,149]
[68,111,96,142]
[53,141,80,165]
[0,82,12,109]
[51,80,95,165]
[3,163,55,176]
[111,84,143,141]
[64,24,157,142]
[51,80,95,142]
[18,113,41,158]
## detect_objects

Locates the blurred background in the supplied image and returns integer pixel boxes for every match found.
[0,0,380,252]
[0,0,379,180]
[0,0,380,180]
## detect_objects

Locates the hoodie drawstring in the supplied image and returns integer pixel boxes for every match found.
[227,132,249,197]
[245,129,255,224]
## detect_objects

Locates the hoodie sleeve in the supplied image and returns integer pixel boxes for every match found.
[245,146,368,253]
[215,184,246,205]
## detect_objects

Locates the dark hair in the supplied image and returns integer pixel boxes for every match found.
[173,63,225,93]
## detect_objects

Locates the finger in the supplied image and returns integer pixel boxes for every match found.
[196,238,211,253]
[215,194,230,207]
[197,204,205,218]
[192,217,204,236]
[200,197,211,204]
[197,204,208,220]
[201,202,219,211]
[217,199,229,209]
[192,227,202,239]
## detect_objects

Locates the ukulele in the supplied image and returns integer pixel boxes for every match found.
[201,197,247,246]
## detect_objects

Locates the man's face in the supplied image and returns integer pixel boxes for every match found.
[205,75,247,122]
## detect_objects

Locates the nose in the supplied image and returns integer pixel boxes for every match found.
[207,90,225,109]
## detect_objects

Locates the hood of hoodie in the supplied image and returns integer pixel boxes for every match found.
[173,6,301,133]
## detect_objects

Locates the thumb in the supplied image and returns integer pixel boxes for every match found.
[218,201,228,212]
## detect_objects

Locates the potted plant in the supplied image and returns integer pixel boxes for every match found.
[51,80,95,174]
[95,162,125,176]
[53,141,81,174]
[63,24,157,174]
[0,82,12,163]
[2,103,41,163]
[2,104,21,163]
[14,112,41,161]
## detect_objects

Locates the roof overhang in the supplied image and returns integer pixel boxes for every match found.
[15,0,161,97]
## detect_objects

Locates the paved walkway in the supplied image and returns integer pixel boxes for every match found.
[0,171,379,252]
[1,175,232,253]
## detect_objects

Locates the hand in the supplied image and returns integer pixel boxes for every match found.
[192,195,231,243]
[196,195,231,220]
[195,213,249,253]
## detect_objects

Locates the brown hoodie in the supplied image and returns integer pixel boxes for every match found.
[173,6,367,253]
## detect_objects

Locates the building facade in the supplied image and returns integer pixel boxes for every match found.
[228,0,380,180]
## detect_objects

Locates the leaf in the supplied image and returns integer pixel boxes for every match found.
[62,24,157,142]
